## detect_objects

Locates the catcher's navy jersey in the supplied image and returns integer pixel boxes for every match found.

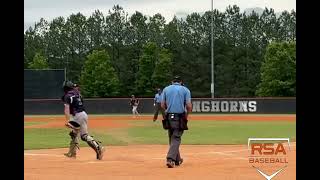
[63,90,85,116]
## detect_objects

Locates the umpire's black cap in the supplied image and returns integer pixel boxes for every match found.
[172,75,182,82]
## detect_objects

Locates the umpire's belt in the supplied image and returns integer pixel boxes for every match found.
[166,113,188,130]
[167,113,185,119]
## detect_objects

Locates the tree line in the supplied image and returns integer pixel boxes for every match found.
[24,5,296,97]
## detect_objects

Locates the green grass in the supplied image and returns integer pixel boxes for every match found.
[186,121,296,144]
[24,128,127,150]
[24,120,296,150]
[24,121,48,126]
[128,120,296,145]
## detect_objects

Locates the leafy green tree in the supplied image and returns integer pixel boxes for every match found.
[105,5,128,75]
[256,42,296,96]
[24,5,296,97]
[152,49,173,88]
[135,42,158,95]
[45,17,68,69]
[104,5,132,96]
[80,50,120,97]
[86,10,105,50]
[278,10,296,42]
[28,52,49,69]
[64,13,89,82]
[118,11,149,95]
[148,13,166,47]
[24,18,49,68]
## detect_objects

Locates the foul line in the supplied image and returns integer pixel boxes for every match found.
[24,153,64,157]
[25,143,295,163]
[25,148,249,161]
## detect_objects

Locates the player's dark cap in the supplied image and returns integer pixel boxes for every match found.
[172,75,182,82]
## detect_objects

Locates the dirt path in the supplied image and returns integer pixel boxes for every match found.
[24,143,296,180]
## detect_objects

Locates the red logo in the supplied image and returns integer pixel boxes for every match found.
[248,138,290,179]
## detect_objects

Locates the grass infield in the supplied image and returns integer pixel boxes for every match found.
[24,120,295,150]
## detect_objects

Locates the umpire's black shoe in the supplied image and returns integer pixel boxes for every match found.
[175,158,183,166]
[166,160,175,168]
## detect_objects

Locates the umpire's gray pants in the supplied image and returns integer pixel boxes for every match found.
[153,103,165,120]
[166,129,184,162]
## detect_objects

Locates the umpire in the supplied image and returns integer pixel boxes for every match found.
[153,88,165,122]
[161,75,192,168]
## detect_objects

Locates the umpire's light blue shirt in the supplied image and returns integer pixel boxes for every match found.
[154,93,162,103]
[161,82,191,113]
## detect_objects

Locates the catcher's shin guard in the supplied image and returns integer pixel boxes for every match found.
[65,130,79,158]
[81,134,105,160]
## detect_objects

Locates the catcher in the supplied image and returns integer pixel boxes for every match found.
[62,81,105,160]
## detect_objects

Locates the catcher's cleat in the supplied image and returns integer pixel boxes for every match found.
[96,145,105,160]
[175,158,183,166]
[64,152,76,158]
[166,160,175,168]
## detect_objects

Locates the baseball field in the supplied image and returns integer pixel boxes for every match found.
[24,114,296,180]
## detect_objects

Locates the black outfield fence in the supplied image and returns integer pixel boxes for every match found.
[24,98,296,115]
[24,69,66,99]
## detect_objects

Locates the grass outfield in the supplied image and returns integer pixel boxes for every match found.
[24,120,295,150]
[24,122,48,126]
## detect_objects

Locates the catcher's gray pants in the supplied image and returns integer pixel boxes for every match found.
[70,111,88,136]
[153,103,165,120]
[68,111,102,157]
[66,111,88,155]
[166,129,184,162]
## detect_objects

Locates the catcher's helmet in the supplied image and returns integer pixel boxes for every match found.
[62,80,74,92]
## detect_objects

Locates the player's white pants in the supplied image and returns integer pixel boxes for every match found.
[132,106,139,116]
